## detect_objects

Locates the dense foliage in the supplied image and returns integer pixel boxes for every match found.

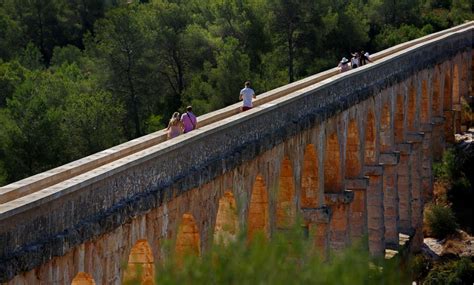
[433,147,473,234]
[0,0,472,185]
[135,230,406,285]
[425,204,459,239]
[424,257,474,285]
[411,254,474,285]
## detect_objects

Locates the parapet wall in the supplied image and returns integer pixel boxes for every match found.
[0,24,472,282]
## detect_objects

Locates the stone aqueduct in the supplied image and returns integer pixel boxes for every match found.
[0,23,472,284]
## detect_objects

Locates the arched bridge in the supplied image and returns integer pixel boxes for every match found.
[0,22,472,284]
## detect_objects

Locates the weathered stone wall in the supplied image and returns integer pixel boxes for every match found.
[0,23,472,284]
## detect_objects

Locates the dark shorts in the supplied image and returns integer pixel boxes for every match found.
[241,106,252,112]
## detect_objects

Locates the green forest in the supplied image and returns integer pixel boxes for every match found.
[0,0,472,186]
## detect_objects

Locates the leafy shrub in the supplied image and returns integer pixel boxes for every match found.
[152,229,406,285]
[425,204,458,239]
[433,149,456,181]
[410,254,432,282]
[424,257,474,285]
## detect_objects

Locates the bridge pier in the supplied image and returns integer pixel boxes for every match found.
[396,143,413,234]
[346,178,369,248]
[363,166,385,257]
[301,206,331,258]
[407,133,425,251]
[421,124,434,201]
[444,110,455,143]
[380,152,400,249]
[326,191,354,252]
[431,116,446,160]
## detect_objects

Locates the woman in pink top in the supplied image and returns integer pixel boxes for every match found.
[166,112,183,139]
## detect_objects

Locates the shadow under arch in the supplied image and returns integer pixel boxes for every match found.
[346,119,361,178]
[301,144,319,208]
[380,101,392,151]
[71,272,95,285]
[324,132,342,193]
[123,239,155,285]
[276,156,296,230]
[364,110,376,165]
[247,174,269,240]
[214,191,239,245]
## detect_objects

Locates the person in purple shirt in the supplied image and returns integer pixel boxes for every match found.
[181,105,197,133]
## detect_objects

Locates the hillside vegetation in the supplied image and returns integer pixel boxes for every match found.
[0,0,472,186]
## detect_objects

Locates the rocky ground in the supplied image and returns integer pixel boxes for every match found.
[417,128,474,282]
[423,230,474,260]
[455,129,474,153]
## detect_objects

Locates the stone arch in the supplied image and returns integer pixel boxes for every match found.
[276,157,296,229]
[123,240,155,285]
[345,119,361,178]
[71,272,95,285]
[248,174,270,239]
[324,132,342,193]
[432,68,442,116]
[364,110,376,165]
[407,80,417,131]
[380,101,392,151]
[214,191,239,245]
[421,79,430,124]
[394,89,405,143]
[176,214,201,258]
[301,144,319,208]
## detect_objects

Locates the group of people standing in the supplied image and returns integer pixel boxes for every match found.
[166,81,257,139]
[338,51,372,72]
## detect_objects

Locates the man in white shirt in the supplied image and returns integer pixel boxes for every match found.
[239,81,256,111]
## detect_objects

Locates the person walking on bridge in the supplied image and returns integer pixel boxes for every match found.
[181,105,197,133]
[239,81,256,112]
